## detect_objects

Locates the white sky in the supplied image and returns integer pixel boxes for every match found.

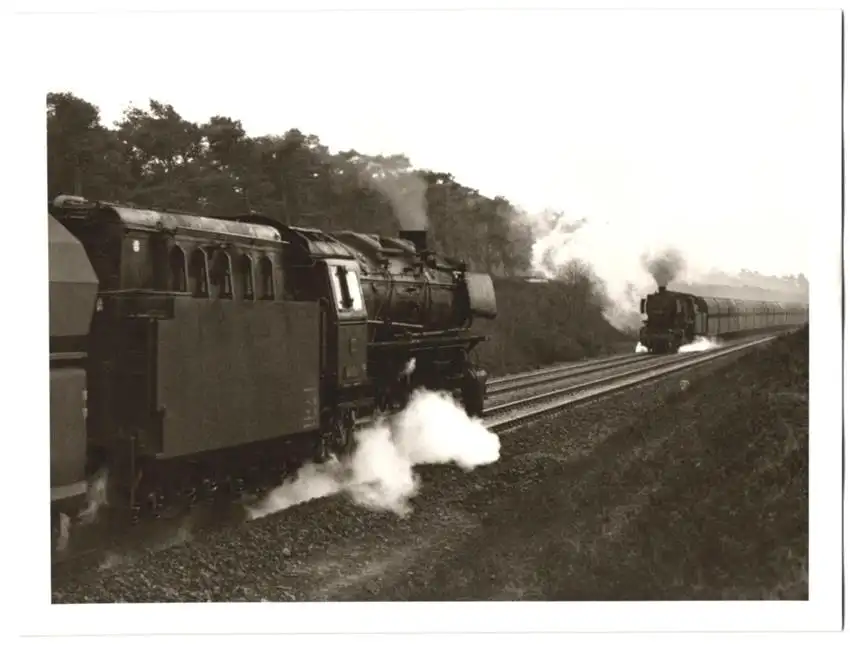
[32,6,839,278]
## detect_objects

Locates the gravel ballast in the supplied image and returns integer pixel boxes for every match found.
[52,337,805,602]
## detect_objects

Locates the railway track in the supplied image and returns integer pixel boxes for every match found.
[486,353,653,396]
[484,334,777,433]
[52,333,777,578]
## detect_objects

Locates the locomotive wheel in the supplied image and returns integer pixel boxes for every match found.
[461,368,486,418]
[330,410,356,457]
[314,434,332,464]
[314,410,356,463]
[462,390,483,418]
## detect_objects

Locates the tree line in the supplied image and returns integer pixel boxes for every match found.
[47,92,536,276]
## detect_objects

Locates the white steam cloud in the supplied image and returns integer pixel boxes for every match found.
[528,212,705,333]
[677,336,723,353]
[247,389,500,520]
[634,337,721,354]
[529,212,659,332]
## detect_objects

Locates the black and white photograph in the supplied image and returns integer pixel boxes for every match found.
[8,0,844,639]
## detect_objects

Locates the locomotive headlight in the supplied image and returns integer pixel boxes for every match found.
[96,297,103,312]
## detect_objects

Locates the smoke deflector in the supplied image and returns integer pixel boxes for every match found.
[464,273,498,320]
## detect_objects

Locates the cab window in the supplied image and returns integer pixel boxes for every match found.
[344,268,364,311]
[330,265,364,313]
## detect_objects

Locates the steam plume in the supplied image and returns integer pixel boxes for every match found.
[77,467,109,525]
[529,212,649,332]
[677,336,723,353]
[247,389,500,520]
[362,160,429,231]
[641,247,687,288]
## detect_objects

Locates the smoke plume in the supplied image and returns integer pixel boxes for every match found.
[362,161,429,231]
[247,389,500,520]
[641,247,687,288]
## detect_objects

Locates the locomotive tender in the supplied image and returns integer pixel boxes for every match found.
[49,195,497,526]
[638,285,809,353]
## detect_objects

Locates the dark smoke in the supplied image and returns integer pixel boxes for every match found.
[641,248,687,288]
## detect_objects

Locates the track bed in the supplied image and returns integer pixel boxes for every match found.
[52,330,807,603]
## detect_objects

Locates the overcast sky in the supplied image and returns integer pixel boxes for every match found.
[35,7,839,280]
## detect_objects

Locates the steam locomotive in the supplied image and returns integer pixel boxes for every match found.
[49,195,497,534]
[638,285,809,353]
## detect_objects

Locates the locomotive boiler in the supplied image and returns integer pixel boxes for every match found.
[332,229,497,332]
[331,228,497,415]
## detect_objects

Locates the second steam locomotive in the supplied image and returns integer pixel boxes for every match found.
[639,285,808,353]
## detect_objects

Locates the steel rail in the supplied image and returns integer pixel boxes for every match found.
[489,352,642,386]
[484,335,776,433]
[487,353,655,396]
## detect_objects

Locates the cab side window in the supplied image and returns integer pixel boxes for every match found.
[331,265,364,313]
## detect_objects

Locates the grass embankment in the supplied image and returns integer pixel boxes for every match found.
[572,324,810,599]
[473,277,633,377]
[398,325,810,601]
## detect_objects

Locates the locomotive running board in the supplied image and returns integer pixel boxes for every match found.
[368,334,487,350]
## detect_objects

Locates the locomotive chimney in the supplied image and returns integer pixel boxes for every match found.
[658,285,667,293]
[400,230,427,252]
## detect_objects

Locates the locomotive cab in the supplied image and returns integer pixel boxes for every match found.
[324,259,370,390]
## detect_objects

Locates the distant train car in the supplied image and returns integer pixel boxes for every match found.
[638,285,808,353]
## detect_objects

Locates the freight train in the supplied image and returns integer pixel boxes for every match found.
[49,195,497,536]
[638,285,809,353]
